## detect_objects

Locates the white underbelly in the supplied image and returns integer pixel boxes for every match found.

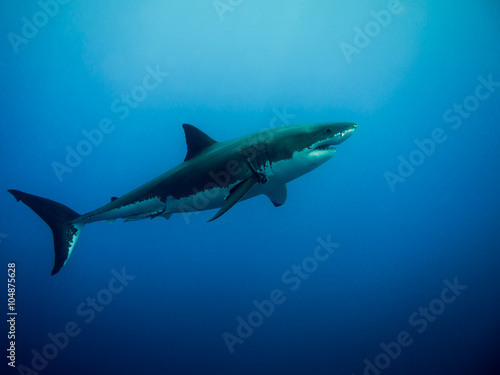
[89,197,166,222]
[169,182,239,214]
[90,179,273,223]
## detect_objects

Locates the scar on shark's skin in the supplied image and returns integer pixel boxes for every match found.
[8,122,356,275]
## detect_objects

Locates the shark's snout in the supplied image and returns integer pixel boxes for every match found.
[340,125,356,140]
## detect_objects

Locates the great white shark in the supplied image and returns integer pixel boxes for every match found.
[8,122,356,275]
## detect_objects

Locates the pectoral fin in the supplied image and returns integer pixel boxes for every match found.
[265,184,287,207]
[208,177,258,222]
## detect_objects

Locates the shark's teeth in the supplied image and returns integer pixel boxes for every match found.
[315,144,336,151]
[341,128,355,137]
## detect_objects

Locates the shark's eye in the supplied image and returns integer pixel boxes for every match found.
[326,129,331,133]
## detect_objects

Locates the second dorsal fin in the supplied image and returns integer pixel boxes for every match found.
[182,124,217,161]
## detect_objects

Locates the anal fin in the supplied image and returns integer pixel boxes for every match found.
[208,177,257,222]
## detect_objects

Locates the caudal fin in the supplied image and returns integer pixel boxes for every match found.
[8,189,83,275]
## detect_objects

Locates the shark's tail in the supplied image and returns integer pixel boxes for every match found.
[8,189,84,275]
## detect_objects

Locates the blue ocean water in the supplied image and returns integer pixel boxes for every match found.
[1,1,500,374]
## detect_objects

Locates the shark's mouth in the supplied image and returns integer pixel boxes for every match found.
[314,144,336,151]
[310,141,337,157]
[313,127,356,152]
[312,135,341,151]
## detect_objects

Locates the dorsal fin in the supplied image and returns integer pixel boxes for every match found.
[110,197,118,202]
[182,124,217,161]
